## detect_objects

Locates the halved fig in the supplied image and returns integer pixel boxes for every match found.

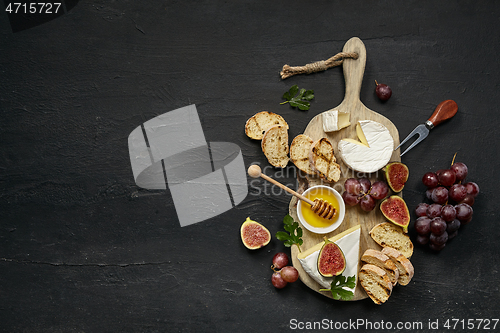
[240,217,271,250]
[380,196,410,233]
[384,162,409,193]
[317,237,346,277]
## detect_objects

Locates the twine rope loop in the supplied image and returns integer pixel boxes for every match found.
[280,52,359,79]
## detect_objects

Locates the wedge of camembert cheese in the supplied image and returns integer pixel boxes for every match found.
[297,225,361,290]
[338,120,394,173]
[322,110,350,132]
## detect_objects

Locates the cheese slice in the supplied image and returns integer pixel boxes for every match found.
[297,225,361,289]
[338,120,394,173]
[322,110,350,132]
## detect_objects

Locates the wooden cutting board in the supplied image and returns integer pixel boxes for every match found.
[288,37,402,301]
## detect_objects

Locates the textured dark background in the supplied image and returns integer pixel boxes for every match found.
[1,1,499,332]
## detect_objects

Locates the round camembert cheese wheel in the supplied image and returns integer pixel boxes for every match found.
[338,120,394,173]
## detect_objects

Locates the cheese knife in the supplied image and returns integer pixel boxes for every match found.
[396,100,458,156]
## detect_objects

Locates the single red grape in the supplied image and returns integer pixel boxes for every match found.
[438,169,456,187]
[375,81,392,101]
[427,203,442,218]
[280,266,299,283]
[422,172,439,188]
[271,271,287,289]
[358,178,371,194]
[430,231,448,245]
[449,184,467,203]
[342,191,360,206]
[446,219,461,234]
[272,252,289,270]
[465,182,480,197]
[360,195,376,212]
[344,178,361,195]
[431,187,449,204]
[455,203,473,223]
[415,203,429,217]
[430,217,447,235]
[370,181,389,200]
[440,204,457,222]
[414,216,432,236]
[451,162,468,181]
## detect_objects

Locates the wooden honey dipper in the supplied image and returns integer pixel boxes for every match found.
[247,165,337,220]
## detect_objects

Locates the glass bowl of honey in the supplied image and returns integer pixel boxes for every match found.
[297,185,345,234]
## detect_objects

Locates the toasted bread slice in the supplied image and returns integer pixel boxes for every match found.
[361,249,399,286]
[381,247,414,286]
[245,111,288,140]
[369,222,414,258]
[309,138,341,182]
[359,264,393,305]
[261,125,289,168]
[290,134,315,175]
[326,162,341,183]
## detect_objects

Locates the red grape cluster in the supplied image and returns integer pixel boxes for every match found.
[342,178,389,212]
[271,252,299,288]
[414,161,479,251]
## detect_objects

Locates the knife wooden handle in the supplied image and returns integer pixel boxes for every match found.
[427,100,458,127]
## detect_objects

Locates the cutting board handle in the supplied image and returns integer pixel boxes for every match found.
[341,37,367,106]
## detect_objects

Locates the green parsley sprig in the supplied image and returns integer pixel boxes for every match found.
[275,214,303,252]
[319,275,356,301]
[280,85,314,111]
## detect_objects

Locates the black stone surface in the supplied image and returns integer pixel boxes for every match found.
[1,1,499,332]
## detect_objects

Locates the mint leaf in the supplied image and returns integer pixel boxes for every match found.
[303,89,314,100]
[283,214,294,225]
[282,84,299,100]
[289,99,310,111]
[344,275,356,289]
[296,226,303,238]
[275,231,290,241]
[281,85,314,111]
[332,287,354,301]
[319,274,356,301]
[275,214,303,252]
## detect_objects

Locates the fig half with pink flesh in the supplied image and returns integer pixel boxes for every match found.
[384,162,409,193]
[380,196,410,233]
[317,237,346,277]
[240,217,271,250]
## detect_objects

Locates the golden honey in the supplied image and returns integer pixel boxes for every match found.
[301,187,341,228]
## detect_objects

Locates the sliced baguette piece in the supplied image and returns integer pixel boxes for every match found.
[369,222,414,258]
[290,134,315,175]
[361,249,400,286]
[381,247,414,286]
[309,138,341,182]
[245,111,288,140]
[359,264,393,305]
[261,125,289,168]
